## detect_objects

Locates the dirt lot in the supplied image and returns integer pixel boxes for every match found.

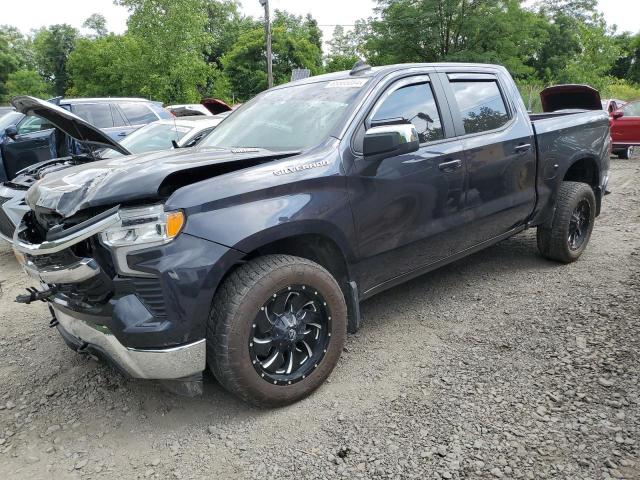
[0,157,638,480]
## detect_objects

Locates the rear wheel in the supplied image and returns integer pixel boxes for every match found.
[207,255,347,407]
[618,146,634,159]
[537,181,596,263]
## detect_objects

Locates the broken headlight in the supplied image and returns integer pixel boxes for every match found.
[100,205,184,248]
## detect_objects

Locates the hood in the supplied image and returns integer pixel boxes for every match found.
[26,147,300,218]
[11,96,131,155]
[540,85,602,112]
[201,98,233,115]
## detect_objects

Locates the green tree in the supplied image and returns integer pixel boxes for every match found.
[83,13,109,38]
[5,70,51,99]
[115,0,213,102]
[32,24,78,96]
[222,11,323,100]
[611,33,640,84]
[66,34,145,97]
[362,0,544,79]
[325,25,360,73]
[0,25,35,70]
[0,34,18,101]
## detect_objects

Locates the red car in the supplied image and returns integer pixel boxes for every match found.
[610,100,640,159]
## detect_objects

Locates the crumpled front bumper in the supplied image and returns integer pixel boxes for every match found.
[53,304,206,379]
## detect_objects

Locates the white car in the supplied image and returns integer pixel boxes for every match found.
[101,115,226,159]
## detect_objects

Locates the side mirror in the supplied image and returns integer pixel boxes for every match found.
[612,110,624,119]
[5,125,17,139]
[363,123,419,160]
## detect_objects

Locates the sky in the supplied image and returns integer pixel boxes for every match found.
[2,0,639,47]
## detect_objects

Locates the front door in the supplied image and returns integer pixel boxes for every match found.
[347,75,468,294]
[1,116,57,179]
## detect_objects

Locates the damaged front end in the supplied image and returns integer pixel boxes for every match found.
[11,203,231,397]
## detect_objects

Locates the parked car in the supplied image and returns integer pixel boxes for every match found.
[13,63,609,407]
[0,111,25,132]
[100,115,226,159]
[0,108,225,242]
[0,97,172,182]
[610,100,640,159]
[602,98,626,115]
[0,106,16,116]
[167,98,232,117]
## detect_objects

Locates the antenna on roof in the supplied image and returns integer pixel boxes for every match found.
[350,59,371,76]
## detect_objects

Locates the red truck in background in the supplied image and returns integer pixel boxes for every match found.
[610,100,640,159]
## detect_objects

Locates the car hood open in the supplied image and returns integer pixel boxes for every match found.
[25,147,300,219]
[11,96,131,156]
[540,85,602,112]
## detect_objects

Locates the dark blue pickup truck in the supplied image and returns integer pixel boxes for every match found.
[12,63,610,406]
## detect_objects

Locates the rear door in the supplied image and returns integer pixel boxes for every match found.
[347,73,468,293]
[439,70,537,245]
[118,102,160,136]
[69,102,123,144]
[0,116,57,179]
[611,101,640,146]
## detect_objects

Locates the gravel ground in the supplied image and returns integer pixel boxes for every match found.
[0,157,638,480]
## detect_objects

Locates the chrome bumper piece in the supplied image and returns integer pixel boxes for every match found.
[13,210,121,256]
[22,257,101,283]
[53,306,206,380]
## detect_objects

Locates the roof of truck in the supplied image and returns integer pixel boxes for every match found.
[279,62,508,89]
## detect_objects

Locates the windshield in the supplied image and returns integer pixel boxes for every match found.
[102,122,193,158]
[0,111,24,130]
[199,79,369,151]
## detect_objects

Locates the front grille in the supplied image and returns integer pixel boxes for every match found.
[0,196,15,239]
[131,277,167,317]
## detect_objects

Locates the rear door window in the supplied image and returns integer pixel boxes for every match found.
[71,103,114,128]
[449,79,510,134]
[110,104,128,127]
[120,103,158,125]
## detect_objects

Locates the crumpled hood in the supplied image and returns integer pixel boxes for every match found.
[25,147,299,218]
[11,96,131,155]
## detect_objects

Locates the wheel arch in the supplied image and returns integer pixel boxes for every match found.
[561,156,603,215]
[217,225,362,333]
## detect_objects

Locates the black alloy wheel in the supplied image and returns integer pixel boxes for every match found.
[250,285,331,385]
[207,254,347,407]
[568,200,591,251]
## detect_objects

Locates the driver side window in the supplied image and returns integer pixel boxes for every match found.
[372,82,444,143]
[16,116,54,135]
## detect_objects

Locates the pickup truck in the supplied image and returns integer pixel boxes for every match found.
[12,63,610,407]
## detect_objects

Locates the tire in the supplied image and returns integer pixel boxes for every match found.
[207,254,347,407]
[537,181,596,263]
[618,146,634,159]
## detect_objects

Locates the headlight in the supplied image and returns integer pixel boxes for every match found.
[100,205,184,248]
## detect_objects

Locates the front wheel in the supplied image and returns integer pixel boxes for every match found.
[537,181,596,263]
[207,255,347,407]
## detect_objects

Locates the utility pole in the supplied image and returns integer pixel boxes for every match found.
[260,0,273,89]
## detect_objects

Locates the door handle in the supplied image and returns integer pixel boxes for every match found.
[515,143,532,153]
[438,159,463,171]
[118,132,128,137]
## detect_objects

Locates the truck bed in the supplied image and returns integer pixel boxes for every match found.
[529,108,610,226]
